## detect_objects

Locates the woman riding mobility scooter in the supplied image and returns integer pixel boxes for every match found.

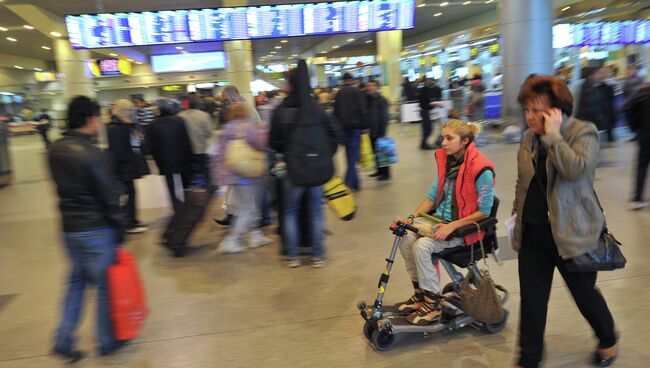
[358,119,509,350]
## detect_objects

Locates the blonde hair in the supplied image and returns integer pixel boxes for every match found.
[112,99,135,123]
[443,119,481,144]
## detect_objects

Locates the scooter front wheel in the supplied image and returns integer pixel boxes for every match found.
[363,320,376,341]
[482,310,509,334]
[371,329,395,351]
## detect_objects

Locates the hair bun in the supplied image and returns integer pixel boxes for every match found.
[466,122,481,137]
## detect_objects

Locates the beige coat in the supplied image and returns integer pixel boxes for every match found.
[511,116,605,259]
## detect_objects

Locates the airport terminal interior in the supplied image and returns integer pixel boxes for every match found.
[1,0,650,367]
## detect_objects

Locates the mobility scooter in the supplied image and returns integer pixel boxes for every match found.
[357,198,509,351]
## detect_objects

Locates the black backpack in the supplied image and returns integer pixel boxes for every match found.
[283,106,334,187]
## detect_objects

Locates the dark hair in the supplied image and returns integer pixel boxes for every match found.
[342,72,353,81]
[188,95,203,109]
[67,96,99,129]
[517,75,573,116]
[367,79,380,86]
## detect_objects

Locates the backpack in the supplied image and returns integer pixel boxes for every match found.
[225,127,267,178]
[283,106,334,187]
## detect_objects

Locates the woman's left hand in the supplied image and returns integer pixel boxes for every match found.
[432,223,457,240]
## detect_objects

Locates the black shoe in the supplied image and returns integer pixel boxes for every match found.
[593,351,618,367]
[369,172,381,177]
[377,175,390,181]
[52,347,85,363]
[214,214,233,226]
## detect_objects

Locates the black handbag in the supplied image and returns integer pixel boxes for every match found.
[565,192,626,272]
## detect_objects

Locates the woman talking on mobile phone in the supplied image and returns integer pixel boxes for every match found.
[511,76,618,368]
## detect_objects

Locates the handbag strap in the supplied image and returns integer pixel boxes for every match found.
[470,222,489,269]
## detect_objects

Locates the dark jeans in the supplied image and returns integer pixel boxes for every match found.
[281,179,324,258]
[634,131,650,202]
[55,229,118,354]
[38,128,51,148]
[370,136,390,178]
[420,109,432,147]
[517,222,617,368]
[191,153,212,188]
[343,129,361,190]
[122,180,138,227]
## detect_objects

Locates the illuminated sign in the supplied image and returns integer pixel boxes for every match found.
[151,51,226,73]
[162,85,183,91]
[87,59,132,77]
[34,72,57,82]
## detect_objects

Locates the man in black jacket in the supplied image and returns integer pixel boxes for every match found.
[333,73,368,191]
[623,84,650,210]
[149,98,194,209]
[366,79,391,181]
[419,78,442,150]
[48,96,128,362]
[576,66,617,143]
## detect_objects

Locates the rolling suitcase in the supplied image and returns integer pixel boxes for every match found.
[162,187,212,257]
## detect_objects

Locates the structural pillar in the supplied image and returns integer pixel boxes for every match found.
[377,30,403,106]
[0,118,11,187]
[223,0,254,103]
[54,38,95,101]
[500,0,553,123]
[315,64,328,88]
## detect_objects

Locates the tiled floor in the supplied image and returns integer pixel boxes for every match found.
[1,125,649,367]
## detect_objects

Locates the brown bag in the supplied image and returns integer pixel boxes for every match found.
[459,223,505,324]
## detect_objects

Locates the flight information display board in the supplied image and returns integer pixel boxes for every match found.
[553,21,650,48]
[66,0,415,49]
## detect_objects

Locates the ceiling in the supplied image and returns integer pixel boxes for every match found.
[0,0,648,67]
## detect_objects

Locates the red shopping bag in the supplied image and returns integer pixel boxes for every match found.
[108,248,149,340]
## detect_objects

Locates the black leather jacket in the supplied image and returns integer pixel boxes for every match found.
[48,130,126,243]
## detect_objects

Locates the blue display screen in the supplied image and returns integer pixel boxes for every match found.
[554,21,650,48]
[151,51,227,73]
[66,0,416,49]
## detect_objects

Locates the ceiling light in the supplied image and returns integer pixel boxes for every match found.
[42,46,51,50]
[417,3,426,7]
[126,58,133,62]
[275,46,282,49]
[332,45,339,49]
[50,31,62,37]
[109,53,117,56]
[13,65,23,69]
[458,34,465,38]
[440,2,449,6]
[291,54,298,57]
[6,37,17,42]
[135,61,143,65]
[365,40,373,43]
[434,12,443,16]
[176,46,183,50]
[33,68,42,71]
[270,51,277,54]
[463,1,471,4]
[484,27,492,31]
[320,50,327,53]
[485,0,493,3]
[281,40,288,43]
[562,6,571,11]
[23,25,34,30]
[0,27,7,32]
[347,38,355,42]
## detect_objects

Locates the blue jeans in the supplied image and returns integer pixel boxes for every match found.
[54,228,117,353]
[343,129,362,190]
[281,180,325,258]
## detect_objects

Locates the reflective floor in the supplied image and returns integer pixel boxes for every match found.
[1,125,649,367]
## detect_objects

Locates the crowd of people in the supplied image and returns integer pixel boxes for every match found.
[42,57,650,366]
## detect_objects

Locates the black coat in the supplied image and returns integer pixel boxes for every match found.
[623,84,650,134]
[419,84,442,111]
[367,93,389,138]
[106,122,150,182]
[576,81,616,131]
[48,130,126,243]
[333,85,369,130]
[148,115,193,175]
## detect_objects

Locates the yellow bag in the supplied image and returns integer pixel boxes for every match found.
[323,176,356,221]
[359,133,374,170]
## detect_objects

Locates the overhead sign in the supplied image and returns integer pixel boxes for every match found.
[65,0,416,49]
[162,85,183,91]
[34,72,57,82]
[151,51,227,73]
[87,59,132,77]
[553,21,650,48]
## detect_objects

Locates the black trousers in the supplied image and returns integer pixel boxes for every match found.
[122,180,138,227]
[165,173,191,209]
[370,136,390,178]
[420,109,432,147]
[634,131,650,202]
[517,222,617,368]
[191,154,212,188]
